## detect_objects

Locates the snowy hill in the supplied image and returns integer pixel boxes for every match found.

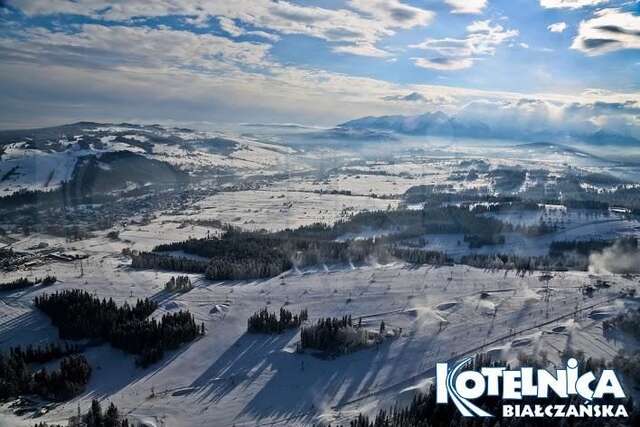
[0,122,300,196]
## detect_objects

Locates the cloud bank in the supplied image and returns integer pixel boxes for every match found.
[7,0,434,58]
[445,0,487,14]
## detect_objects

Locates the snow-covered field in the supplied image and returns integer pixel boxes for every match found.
[188,189,398,231]
[1,230,638,426]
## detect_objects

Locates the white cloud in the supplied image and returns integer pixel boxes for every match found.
[465,21,519,55]
[411,38,473,57]
[412,57,474,70]
[445,0,487,14]
[348,0,434,28]
[410,20,518,70]
[571,8,640,55]
[183,14,210,28]
[7,0,434,58]
[0,24,274,75]
[245,30,281,43]
[218,16,281,41]
[218,17,243,37]
[547,22,568,33]
[539,0,608,9]
[458,98,572,135]
[332,43,393,58]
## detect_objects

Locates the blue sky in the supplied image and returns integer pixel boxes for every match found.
[0,0,638,136]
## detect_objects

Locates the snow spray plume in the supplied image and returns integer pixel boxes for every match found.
[589,238,640,274]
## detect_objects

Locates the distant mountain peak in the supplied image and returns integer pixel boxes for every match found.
[339,112,640,147]
[339,111,491,138]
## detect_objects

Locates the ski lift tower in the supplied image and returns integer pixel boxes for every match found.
[539,271,552,318]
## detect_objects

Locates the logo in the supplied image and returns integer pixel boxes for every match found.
[436,357,628,418]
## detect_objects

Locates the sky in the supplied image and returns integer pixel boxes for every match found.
[0,0,639,137]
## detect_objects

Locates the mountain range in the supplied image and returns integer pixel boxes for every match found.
[338,111,640,146]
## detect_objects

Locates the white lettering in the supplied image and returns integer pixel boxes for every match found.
[455,371,486,399]
[503,370,522,399]
[481,367,505,396]
[593,370,626,399]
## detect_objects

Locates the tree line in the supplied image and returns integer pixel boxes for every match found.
[5,342,80,364]
[247,307,308,334]
[34,398,130,427]
[0,346,91,402]
[299,315,369,355]
[603,308,640,341]
[0,275,56,292]
[550,237,637,257]
[403,178,640,213]
[164,275,193,293]
[130,251,208,274]
[390,248,452,266]
[284,206,516,241]
[460,253,589,273]
[132,238,456,280]
[142,230,392,280]
[34,290,204,367]
[136,233,620,277]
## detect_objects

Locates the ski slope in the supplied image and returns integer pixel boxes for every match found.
[1,231,637,426]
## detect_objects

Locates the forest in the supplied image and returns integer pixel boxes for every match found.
[603,308,640,386]
[0,344,91,401]
[460,252,589,273]
[0,275,56,292]
[247,307,308,334]
[4,342,81,364]
[390,248,452,265]
[299,315,371,355]
[134,205,536,279]
[282,205,523,240]
[550,237,637,257]
[34,290,204,367]
[604,308,640,342]
[403,172,640,213]
[145,229,390,279]
[132,239,454,279]
[34,399,130,427]
[164,275,194,293]
[130,251,208,274]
